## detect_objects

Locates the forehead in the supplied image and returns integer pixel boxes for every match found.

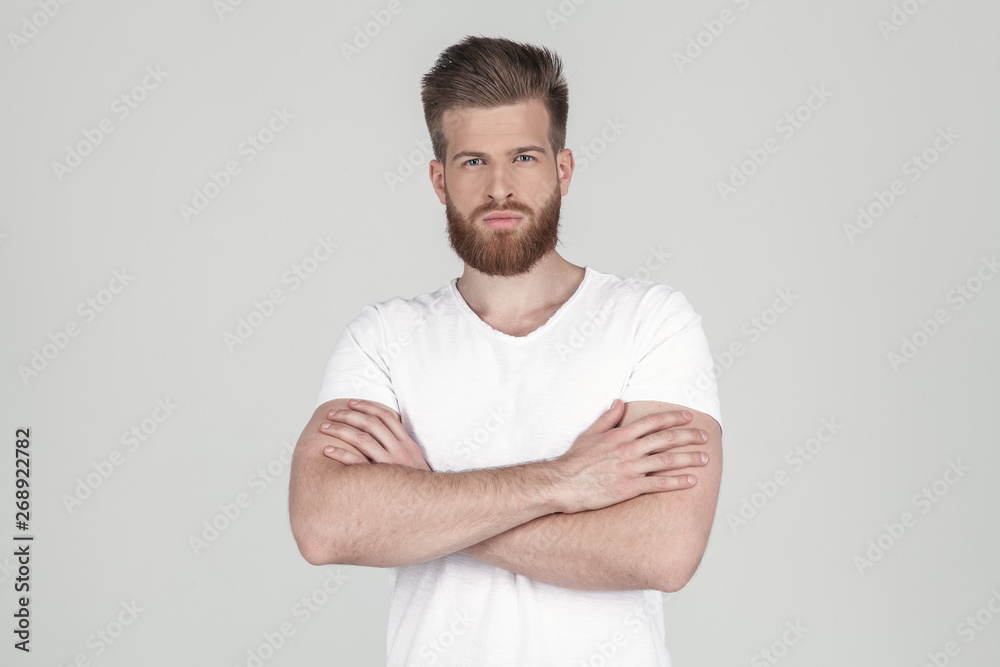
[441,100,550,156]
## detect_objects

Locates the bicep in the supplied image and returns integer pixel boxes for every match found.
[291,398,403,472]
[619,400,723,533]
[292,399,362,472]
[289,399,355,529]
[618,400,724,588]
[621,400,722,481]
[619,401,722,475]
[288,398,399,558]
[289,398,401,506]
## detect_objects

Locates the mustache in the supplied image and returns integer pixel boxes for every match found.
[472,201,533,218]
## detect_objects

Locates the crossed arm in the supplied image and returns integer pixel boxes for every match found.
[309,398,723,593]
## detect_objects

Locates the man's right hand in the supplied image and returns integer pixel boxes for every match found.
[552,399,709,514]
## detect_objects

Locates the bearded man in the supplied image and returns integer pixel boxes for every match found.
[289,34,723,667]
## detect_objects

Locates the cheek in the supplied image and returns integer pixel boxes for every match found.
[447,173,486,198]
[522,182,558,208]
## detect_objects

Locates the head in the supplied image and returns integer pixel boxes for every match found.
[421,36,574,276]
[421,35,569,166]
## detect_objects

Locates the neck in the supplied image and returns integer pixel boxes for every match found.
[455,251,586,322]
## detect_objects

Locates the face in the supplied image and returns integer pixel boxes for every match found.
[430,100,574,277]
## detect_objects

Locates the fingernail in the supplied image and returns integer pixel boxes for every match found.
[700,452,708,463]
[349,399,359,405]
[681,410,691,419]
[321,422,331,429]
[324,446,335,453]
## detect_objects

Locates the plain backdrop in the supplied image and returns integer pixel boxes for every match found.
[1,0,998,665]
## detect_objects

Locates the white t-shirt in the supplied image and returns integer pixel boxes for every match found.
[315,265,722,667]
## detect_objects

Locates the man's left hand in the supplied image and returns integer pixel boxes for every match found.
[318,399,432,471]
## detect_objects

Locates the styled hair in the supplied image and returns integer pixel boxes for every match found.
[420,35,569,164]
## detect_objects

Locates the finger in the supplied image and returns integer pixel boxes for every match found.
[322,446,371,465]
[319,421,391,463]
[639,427,709,455]
[326,408,398,452]
[622,409,694,441]
[584,398,625,434]
[344,399,410,441]
[329,403,403,445]
[631,450,708,475]
[641,474,697,493]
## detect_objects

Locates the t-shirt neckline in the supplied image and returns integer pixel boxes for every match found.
[449,265,593,344]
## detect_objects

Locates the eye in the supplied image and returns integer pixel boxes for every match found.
[515,155,535,162]
[464,158,483,167]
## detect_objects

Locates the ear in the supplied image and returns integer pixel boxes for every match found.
[429,159,447,205]
[556,148,575,195]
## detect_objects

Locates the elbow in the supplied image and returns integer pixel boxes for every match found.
[651,553,704,594]
[295,532,349,567]
[291,525,330,566]
[297,538,335,567]
[288,477,356,566]
[656,569,693,594]
[290,512,348,566]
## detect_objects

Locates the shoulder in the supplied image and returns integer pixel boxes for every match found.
[346,280,457,330]
[584,266,695,318]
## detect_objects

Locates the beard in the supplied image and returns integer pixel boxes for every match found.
[445,183,562,277]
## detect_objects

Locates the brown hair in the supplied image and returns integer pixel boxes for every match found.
[421,35,569,165]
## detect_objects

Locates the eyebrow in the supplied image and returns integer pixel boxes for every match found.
[451,144,548,163]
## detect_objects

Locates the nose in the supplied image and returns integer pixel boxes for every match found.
[486,163,514,203]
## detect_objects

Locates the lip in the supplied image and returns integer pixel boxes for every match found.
[482,212,523,229]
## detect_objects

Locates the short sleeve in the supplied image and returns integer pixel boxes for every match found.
[620,287,722,430]
[314,304,400,413]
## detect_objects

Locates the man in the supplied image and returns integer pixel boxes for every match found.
[289,35,723,666]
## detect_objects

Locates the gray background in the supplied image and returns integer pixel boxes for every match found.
[2,0,998,665]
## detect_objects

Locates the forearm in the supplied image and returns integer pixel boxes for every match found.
[291,458,565,568]
[461,403,722,594]
[460,492,669,591]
